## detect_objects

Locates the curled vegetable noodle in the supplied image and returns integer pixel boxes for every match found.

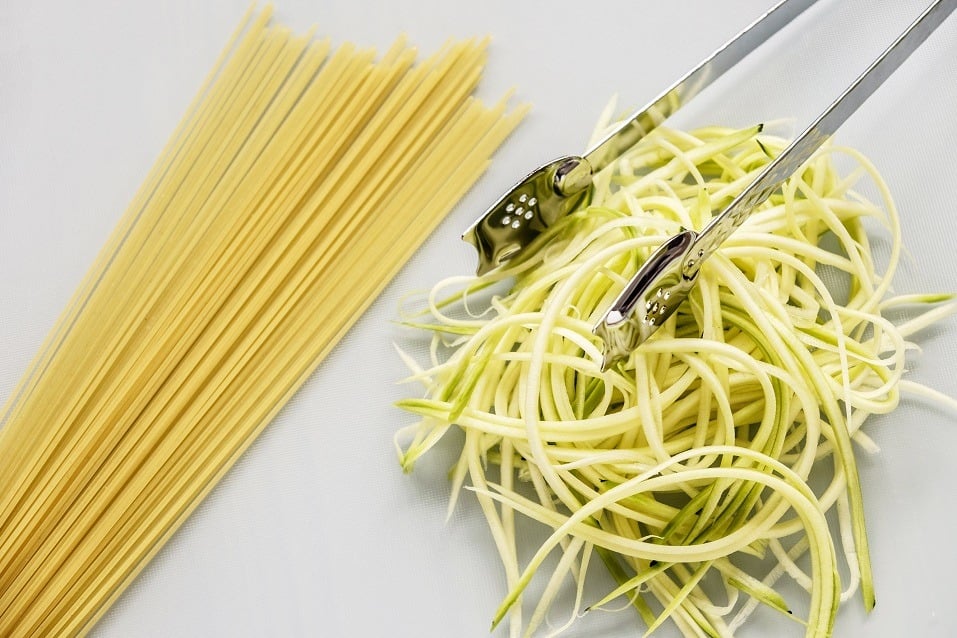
[395,117,954,637]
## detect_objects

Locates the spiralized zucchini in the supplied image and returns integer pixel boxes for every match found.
[394,116,954,637]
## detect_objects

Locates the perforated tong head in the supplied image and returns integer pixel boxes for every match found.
[462,0,820,275]
[461,156,593,276]
[462,0,956,370]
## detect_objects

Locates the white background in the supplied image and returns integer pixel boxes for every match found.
[2,1,957,636]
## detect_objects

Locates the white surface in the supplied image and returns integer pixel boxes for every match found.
[1,1,956,636]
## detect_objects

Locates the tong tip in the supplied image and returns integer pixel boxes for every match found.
[462,156,593,276]
[593,229,700,370]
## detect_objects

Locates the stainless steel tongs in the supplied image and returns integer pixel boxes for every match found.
[462,0,956,370]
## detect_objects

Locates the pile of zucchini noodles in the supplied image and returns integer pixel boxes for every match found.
[394,108,954,637]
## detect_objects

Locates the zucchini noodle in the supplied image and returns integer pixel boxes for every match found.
[396,118,954,637]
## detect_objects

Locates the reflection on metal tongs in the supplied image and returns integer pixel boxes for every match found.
[462,0,957,370]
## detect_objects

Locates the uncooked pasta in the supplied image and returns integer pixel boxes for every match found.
[0,5,525,636]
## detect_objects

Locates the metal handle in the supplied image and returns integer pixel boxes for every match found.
[690,0,957,265]
[465,0,821,275]
[575,0,820,185]
[596,0,957,370]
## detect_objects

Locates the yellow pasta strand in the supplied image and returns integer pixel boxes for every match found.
[0,6,525,636]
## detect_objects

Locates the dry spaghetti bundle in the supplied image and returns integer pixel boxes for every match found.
[0,6,525,636]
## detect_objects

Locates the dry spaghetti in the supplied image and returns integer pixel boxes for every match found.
[0,5,525,636]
